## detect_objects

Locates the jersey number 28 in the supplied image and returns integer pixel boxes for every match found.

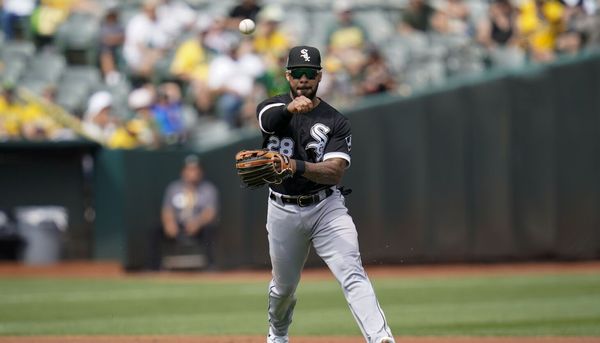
[267,136,294,157]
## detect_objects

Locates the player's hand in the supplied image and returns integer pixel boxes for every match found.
[271,153,293,174]
[287,91,314,114]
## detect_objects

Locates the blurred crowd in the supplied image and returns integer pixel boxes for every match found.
[0,0,599,149]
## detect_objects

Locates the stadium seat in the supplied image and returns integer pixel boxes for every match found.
[95,79,133,119]
[306,10,336,50]
[55,13,100,65]
[55,66,102,115]
[0,58,27,85]
[488,46,526,69]
[21,50,67,84]
[382,38,411,75]
[280,6,311,42]
[61,66,102,87]
[18,78,50,95]
[354,8,395,46]
[1,41,36,61]
[191,119,235,149]
[204,0,236,17]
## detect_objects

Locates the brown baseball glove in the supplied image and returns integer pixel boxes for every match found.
[235,149,293,189]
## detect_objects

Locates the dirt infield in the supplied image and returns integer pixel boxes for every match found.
[1,261,599,343]
[1,260,599,280]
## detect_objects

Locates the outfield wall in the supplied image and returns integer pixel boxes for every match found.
[99,52,600,270]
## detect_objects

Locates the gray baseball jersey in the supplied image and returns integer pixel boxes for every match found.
[257,94,395,343]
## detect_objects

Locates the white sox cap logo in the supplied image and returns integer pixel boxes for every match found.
[300,49,310,62]
[287,46,321,69]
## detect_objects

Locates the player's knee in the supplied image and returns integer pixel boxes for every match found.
[271,282,297,298]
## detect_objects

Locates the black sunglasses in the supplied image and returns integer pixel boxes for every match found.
[288,68,320,80]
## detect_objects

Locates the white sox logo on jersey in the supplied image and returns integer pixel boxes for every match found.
[300,49,310,62]
[306,123,330,161]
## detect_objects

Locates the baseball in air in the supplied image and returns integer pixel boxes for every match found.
[238,18,256,35]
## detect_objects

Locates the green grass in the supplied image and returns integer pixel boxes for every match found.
[0,272,599,336]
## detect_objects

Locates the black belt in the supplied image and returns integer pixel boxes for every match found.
[270,188,334,207]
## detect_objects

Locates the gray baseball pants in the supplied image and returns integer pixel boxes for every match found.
[266,188,394,343]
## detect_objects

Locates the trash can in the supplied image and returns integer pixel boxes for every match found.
[0,210,23,260]
[16,206,68,265]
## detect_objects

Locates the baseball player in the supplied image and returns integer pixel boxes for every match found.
[256,46,395,343]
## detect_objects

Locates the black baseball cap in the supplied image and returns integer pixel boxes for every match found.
[286,46,322,70]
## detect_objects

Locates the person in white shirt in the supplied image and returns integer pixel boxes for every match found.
[157,0,197,41]
[207,39,265,128]
[82,91,118,144]
[2,0,35,40]
[123,0,170,80]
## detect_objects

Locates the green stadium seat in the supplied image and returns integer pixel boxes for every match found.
[55,13,100,65]
[0,58,26,85]
[21,50,67,84]
[354,8,395,46]
[18,78,50,95]
[1,41,36,61]
[56,66,102,115]
[61,66,102,87]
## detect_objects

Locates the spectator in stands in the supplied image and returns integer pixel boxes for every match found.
[0,83,66,141]
[323,0,369,98]
[123,0,170,83]
[399,0,436,32]
[82,90,137,148]
[228,0,262,29]
[256,51,288,98]
[161,154,219,270]
[157,0,197,42]
[556,0,599,55]
[0,83,44,139]
[517,0,565,62]
[477,0,525,68]
[0,83,78,141]
[567,0,600,48]
[207,38,265,128]
[99,3,125,86]
[0,84,26,139]
[429,10,453,35]
[556,29,587,56]
[477,0,518,48]
[357,47,396,96]
[203,15,240,55]
[436,0,470,35]
[400,0,435,32]
[127,87,161,148]
[1,0,35,40]
[253,5,290,69]
[152,82,187,145]
[326,0,368,53]
[30,0,99,48]
[169,20,213,115]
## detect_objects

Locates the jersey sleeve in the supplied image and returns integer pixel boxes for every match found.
[323,115,352,168]
[256,96,291,134]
